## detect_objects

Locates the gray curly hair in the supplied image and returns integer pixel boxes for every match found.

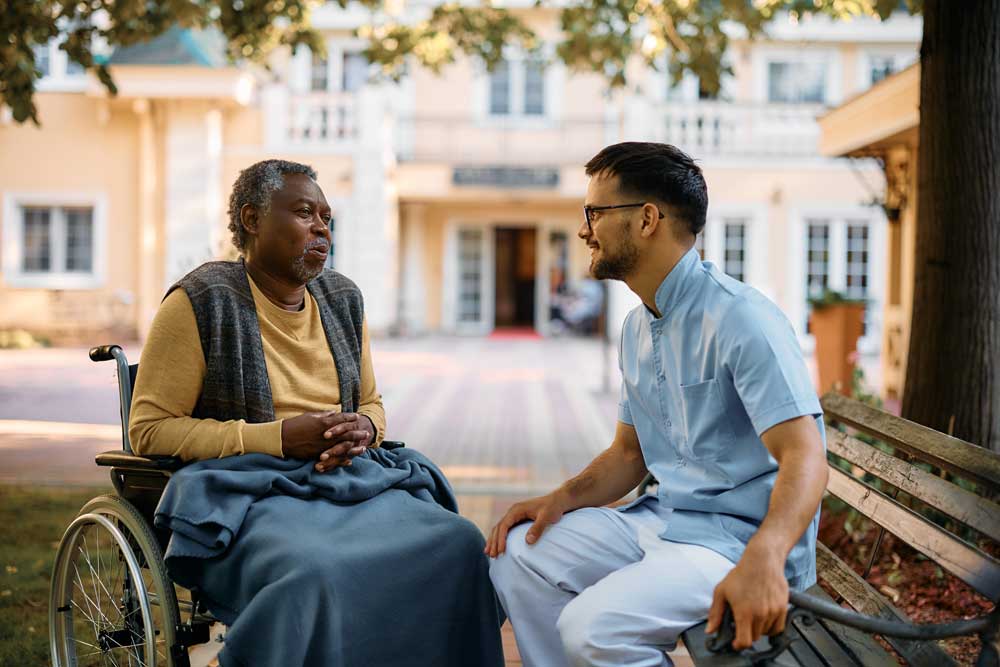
[227,159,318,252]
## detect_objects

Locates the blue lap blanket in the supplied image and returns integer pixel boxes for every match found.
[154,447,505,667]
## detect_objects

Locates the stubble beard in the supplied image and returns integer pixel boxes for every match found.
[590,234,639,281]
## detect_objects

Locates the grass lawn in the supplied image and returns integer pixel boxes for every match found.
[0,484,111,667]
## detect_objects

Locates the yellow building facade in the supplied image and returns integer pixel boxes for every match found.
[0,6,922,373]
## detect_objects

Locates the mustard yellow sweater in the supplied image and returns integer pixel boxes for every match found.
[129,273,386,461]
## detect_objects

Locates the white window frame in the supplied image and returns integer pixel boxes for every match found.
[753,46,842,106]
[659,52,736,104]
[294,38,369,94]
[34,37,89,93]
[787,205,886,355]
[442,221,495,335]
[2,192,108,289]
[857,48,918,90]
[474,46,564,126]
[700,204,771,296]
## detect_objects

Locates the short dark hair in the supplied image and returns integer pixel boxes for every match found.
[227,159,318,252]
[585,142,708,236]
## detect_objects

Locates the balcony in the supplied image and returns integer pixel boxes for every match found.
[652,102,824,158]
[279,91,357,148]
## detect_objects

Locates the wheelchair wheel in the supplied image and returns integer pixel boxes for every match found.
[50,494,180,667]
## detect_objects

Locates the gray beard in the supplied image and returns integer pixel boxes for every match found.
[291,255,325,283]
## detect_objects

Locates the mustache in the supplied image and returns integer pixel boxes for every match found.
[304,239,329,252]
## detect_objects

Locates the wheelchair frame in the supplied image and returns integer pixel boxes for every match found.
[50,343,408,667]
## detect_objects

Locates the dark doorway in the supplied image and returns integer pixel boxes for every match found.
[494,227,537,329]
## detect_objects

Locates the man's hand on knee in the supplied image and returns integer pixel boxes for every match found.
[484,491,572,558]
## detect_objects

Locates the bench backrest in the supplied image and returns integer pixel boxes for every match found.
[820,392,1000,603]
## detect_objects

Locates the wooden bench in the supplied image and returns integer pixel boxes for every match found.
[682,391,1000,666]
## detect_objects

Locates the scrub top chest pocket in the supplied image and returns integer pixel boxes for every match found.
[678,378,736,460]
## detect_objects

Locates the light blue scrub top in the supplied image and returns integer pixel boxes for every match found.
[617,248,824,589]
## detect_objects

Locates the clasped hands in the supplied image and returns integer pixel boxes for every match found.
[281,411,375,473]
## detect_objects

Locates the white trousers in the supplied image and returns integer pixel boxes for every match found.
[489,499,734,667]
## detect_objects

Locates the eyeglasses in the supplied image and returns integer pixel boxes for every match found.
[583,203,664,234]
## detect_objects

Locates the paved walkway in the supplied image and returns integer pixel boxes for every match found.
[0,337,623,493]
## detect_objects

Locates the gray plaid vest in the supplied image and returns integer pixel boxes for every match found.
[168,260,363,423]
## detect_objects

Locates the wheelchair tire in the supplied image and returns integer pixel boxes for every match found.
[50,494,181,667]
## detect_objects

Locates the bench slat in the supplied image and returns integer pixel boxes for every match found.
[827,467,1000,601]
[826,428,1000,542]
[806,585,898,667]
[790,609,867,667]
[816,544,957,667]
[821,392,1000,491]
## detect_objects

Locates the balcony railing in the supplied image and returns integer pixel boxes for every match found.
[286,92,357,145]
[652,102,824,157]
[278,97,825,158]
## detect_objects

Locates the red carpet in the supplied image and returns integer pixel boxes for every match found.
[489,327,542,340]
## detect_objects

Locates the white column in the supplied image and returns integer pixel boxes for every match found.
[162,103,224,289]
[349,85,399,332]
[621,86,654,143]
[262,82,290,149]
[134,98,159,339]
[401,203,427,334]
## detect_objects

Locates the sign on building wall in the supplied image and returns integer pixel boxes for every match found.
[452,167,559,189]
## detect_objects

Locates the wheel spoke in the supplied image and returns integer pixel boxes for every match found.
[82,531,126,621]
[73,561,105,628]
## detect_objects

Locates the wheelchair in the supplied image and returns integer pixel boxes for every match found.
[48,344,405,667]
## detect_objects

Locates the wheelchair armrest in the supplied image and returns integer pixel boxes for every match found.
[96,450,186,471]
[381,440,405,450]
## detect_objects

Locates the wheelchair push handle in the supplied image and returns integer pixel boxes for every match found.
[89,344,124,362]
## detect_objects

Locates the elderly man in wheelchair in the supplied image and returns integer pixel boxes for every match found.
[48,159,505,667]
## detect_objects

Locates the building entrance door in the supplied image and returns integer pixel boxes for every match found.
[494,227,537,330]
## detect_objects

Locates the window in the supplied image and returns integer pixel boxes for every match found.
[846,223,870,334]
[342,52,368,92]
[523,59,545,115]
[801,219,873,337]
[325,216,336,269]
[488,58,546,117]
[311,51,329,91]
[869,56,896,85]
[33,44,50,77]
[805,221,830,332]
[768,61,826,104]
[806,221,830,297]
[6,203,101,287]
[489,61,511,115]
[723,220,747,282]
[845,223,869,299]
[458,229,484,322]
[64,207,94,272]
[23,207,52,272]
[65,56,84,76]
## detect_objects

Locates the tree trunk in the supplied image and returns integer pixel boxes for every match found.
[902,0,1000,452]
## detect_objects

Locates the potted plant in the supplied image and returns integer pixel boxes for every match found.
[808,289,867,396]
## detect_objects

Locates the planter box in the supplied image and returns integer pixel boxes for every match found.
[810,303,865,395]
